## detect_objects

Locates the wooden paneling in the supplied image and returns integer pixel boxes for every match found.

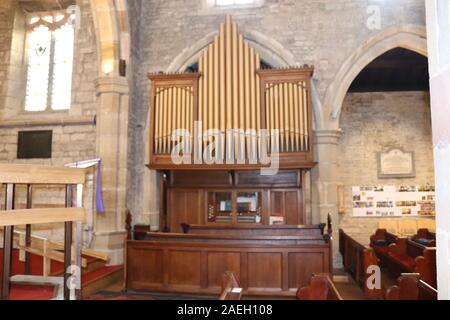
[128,248,164,285]
[126,231,331,297]
[207,252,241,288]
[168,251,202,286]
[171,170,231,187]
[166,170,306,228]
[168,189,203,232]
[288,252,325,290]
[285,190,302,225]
[247,253,282,290]
[270,190,303,225]
[235,170,300,187]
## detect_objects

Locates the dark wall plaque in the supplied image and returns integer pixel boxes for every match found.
[17,130,53,159]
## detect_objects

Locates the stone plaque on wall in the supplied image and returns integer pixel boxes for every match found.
[378,148,415,178]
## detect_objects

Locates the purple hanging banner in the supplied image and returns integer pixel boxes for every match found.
[96,160,105,213]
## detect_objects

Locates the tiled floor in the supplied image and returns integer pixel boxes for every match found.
[334,278,367,300]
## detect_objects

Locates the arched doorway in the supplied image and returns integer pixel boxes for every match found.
[322,25,427,130]
[337,47,434,245]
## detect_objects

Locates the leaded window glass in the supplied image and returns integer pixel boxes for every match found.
[24,12,75,112]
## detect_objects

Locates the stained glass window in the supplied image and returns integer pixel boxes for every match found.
[51,23,75,110]
[24,15,75,112]
[24,25,51,112]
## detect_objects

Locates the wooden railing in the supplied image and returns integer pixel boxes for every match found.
[13,230,109,277]
[0,164,86,300]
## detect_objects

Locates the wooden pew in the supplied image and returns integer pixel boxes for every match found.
[219,272,242,300]
[385,273,437,300]
[411,228,436,247]
[381,239,437,288]
[296,274,343,300]
[370,229,398,263]
[414,248,437,289]
[408,229,436,258]
[339,229,382,299]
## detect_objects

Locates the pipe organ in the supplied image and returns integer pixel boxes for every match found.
[139,17,323,291]
[148,15,314,170]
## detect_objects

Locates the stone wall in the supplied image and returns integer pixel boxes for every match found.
[0,0,98,241]
[127,0,427,226]
[337,91,434,243]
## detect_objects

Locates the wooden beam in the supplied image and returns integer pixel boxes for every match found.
[0,208,85,227]
[17,245,88,268]
[0,164,85,185]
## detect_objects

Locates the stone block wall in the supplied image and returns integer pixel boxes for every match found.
[127,0,428,226]
[337,91,435,243]
[0,0,98,242]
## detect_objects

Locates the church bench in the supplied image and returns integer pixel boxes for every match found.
[414,248,437,289]
[385,273,437,300]
[339,229,382,299]
[410,228,436,247]
[370,229,398,259]
[296,274,342,300]
[406,238,434,260]
[379,239,437,288]
[219,272,242,300]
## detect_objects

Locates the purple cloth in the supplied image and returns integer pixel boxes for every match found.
[96,160,105,213]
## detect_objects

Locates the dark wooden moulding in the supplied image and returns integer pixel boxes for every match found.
[125,221,332,297]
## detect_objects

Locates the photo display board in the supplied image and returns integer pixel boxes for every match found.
[352,185,435,217]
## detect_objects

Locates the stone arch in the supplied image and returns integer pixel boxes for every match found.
[89,0,129,76]
[166,29,322,130]
[323,24,428,130]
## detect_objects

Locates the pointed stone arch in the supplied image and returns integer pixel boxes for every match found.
[89,0,129,76]
[166,28,322,130]
[323,24,428,130]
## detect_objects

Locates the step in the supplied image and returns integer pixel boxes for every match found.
[81,266,124,299]
[333,274,350,283]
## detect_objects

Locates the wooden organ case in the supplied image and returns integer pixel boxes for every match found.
[126,16,330,297]
[148,16,315,232]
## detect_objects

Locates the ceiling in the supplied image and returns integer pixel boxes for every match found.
[348,48,430,92]
[19,0,75,12]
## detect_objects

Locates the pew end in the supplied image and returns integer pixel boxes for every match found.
[385,273,437,300]
[219,272,242,300]
[296,274,343,300]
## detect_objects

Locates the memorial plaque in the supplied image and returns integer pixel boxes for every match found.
[378,148,415,178]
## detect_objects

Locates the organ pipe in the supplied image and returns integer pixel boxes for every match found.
[149,15,313,164]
